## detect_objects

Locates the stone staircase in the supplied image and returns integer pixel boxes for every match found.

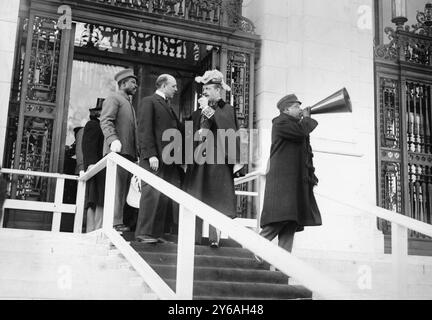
[130,238,312,300]
[0,228,155,300]
[291,248,432,300]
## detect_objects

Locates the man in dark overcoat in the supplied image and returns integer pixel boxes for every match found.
[82,98,105,232]
[135,74,183,244]
[183,70,244,248]
[259,94,322,255]
[100,69,139,232]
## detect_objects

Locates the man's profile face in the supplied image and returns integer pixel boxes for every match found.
[285,102,303,119]
[203,84,221,103]
[121,77,138,96]
[163,77,178,99]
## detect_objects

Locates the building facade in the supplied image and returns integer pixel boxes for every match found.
[0,0,431,254]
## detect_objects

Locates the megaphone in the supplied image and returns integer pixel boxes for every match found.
[309,88,352,115]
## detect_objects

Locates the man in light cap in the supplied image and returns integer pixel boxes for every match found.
[183,70,244,248]
[100,69,139,232]
[256,94,322,260]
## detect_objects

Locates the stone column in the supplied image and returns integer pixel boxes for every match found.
[0,0,20,167]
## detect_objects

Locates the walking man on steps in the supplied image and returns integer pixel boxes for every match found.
[100,69,139,233]
[256,94,322,261]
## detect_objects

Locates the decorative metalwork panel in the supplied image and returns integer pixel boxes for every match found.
[375,28,432,65]
[226,50,251,217]
[226,50,250,129]
[406,82,431,153]
[75,22,194,61]
[77,0,255,33]
[379,78,400,149]
[27,17,61,103]
[407,163,432,238]
[5,15,63,203]
[15,117,53,201]
[378,162,402,234]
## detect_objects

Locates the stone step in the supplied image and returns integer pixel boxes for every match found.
[0,278,150,300]
[166,280,311,300]
[150,264,289,284]
[137,251,269,270]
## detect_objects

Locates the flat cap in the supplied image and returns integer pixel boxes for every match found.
[277,94,302,110]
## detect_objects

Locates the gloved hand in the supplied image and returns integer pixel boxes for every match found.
[233,164,246,179]
[302,107,312,118]
[149,156,159,172]
[110,140,122,153]
[198,96,209,109]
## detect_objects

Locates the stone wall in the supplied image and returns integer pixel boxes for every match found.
[0,0,20,168]
[243,0,383,253]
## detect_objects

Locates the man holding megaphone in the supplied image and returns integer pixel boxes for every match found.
[256,94,322,260]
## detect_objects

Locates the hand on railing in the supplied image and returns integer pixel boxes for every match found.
[110,140,122,153]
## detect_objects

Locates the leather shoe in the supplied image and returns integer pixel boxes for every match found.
[114,224,130,233]
[136,235,158,244]
[210,241,219,249]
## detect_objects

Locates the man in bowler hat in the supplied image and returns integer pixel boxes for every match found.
[100,69,139,232]
[257,94,322,259]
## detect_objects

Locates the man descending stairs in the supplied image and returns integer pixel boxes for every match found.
[129,237,312,300]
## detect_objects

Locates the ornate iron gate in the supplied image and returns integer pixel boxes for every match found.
[375,6,432,238]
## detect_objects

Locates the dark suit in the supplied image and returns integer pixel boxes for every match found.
[135,93,182,239]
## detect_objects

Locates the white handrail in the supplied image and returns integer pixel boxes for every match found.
[315,191,432,238]
[81,153,352,300]
[0,169,80,231]
[0,168,79,181]
[234,170,432,238]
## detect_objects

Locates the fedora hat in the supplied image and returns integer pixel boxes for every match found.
[114,69,138,83]
[89,98,105,111]
[277,94,302,110]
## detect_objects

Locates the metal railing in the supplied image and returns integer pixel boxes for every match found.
[77,153,351,300]
[0,169,82,233]
[235,170,432,299]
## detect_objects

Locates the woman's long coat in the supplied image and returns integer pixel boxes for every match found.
[183,99,240,242]
[261,113,322,231]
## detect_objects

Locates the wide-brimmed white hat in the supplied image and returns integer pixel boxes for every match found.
[195,70,231,92]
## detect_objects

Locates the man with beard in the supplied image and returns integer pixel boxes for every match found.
[100,69,139,232]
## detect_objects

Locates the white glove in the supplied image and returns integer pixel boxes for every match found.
[233,164,245,174]
[149,156,159,172]
[110,140,122,153]
[198,96,209,109]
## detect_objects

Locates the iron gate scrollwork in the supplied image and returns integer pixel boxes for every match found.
[375,4,432,237]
